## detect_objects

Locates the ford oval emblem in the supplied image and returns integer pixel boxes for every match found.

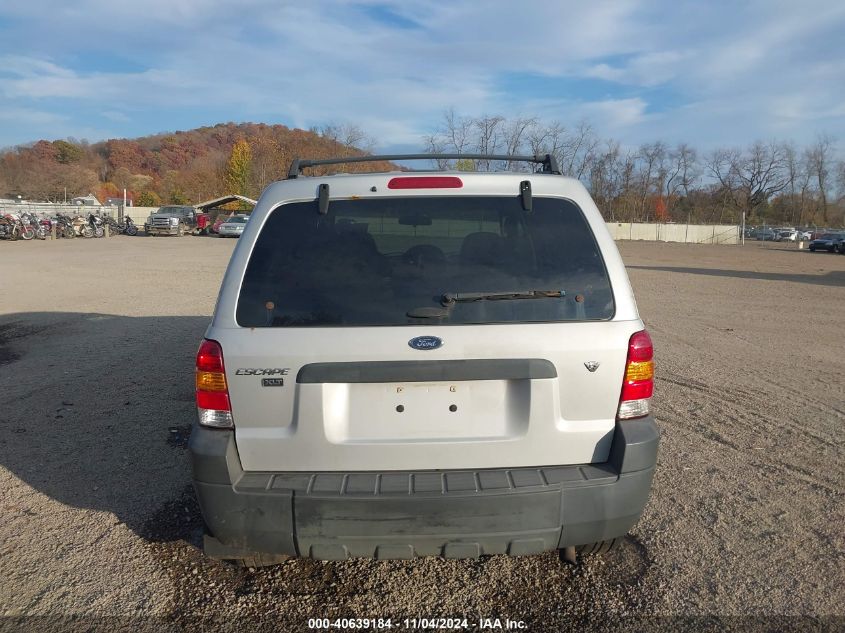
[408,336,443,351]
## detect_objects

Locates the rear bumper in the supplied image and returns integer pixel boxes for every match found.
[189,417,658,560]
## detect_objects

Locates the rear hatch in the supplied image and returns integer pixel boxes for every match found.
[215,186,641,472]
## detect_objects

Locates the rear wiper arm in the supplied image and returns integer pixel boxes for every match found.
[406,290,566,319]
[440,289,565,306]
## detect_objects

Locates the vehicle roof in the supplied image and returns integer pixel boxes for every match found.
[264,170,589,199]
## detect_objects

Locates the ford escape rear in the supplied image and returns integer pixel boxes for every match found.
[189,154,659,563]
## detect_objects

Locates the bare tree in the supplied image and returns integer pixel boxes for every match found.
[634,142,667,220]
[416,111,840,226]
[805,134,835,223]
[589,139,621,219]
[424,109,480,168]
[559,120,598,180]
[443,108,473,156]
[473,115,505,170]
[665,143,698,213]
[318,123,374,156]
[500,117,536,170]
[738,142,790,217]
[422,133,451,169]
[618,151,638,221]
[526,121,566,161]
[706,143,788,220]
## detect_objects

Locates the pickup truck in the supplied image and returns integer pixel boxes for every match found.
[145,205,210,236]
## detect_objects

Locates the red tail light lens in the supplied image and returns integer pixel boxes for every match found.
[195,339,233,428]
[387,176,463,189]
[618,330,654,419]
[197,339,225,372]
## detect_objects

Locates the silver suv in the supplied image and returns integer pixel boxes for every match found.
[189,154,658,565]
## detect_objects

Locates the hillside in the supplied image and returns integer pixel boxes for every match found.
[0,123,393,206]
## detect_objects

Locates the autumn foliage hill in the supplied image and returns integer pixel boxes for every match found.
[0,122,396,206]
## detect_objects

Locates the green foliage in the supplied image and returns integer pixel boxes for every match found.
[53,140,83,164]
[136,190,161,206]
[169,187,189,205]
[454,158,476,172]
[225,138,252,195]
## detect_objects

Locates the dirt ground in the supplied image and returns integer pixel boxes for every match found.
[0,236,843,632]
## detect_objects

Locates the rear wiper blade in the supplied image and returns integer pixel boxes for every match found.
[440,289,565,306]
[406,290,566,319]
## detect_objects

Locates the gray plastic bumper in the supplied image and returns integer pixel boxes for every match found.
[189,417,658,560]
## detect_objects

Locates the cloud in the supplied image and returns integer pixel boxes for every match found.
[589,98,649,128]
[0,1,842,151]
[101,111,131,123]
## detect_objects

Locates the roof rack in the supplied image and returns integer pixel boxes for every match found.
[286,154,561,179]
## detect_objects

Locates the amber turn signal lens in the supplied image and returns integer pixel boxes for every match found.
[196,371,227,392]
[625,360,654,382]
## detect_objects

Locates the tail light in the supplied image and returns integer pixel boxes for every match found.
[618,330,654,420]
[196,339,233,428]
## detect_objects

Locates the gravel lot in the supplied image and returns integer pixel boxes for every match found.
[0,236,843,632]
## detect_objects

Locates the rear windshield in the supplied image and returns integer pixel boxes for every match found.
[236,196,614,327]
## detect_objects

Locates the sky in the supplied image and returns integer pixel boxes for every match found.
[0,0,844,153]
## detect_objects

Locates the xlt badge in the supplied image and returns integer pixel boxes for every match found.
[261,378,285,387]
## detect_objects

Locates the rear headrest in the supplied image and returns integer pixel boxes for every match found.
[460,232,503,266]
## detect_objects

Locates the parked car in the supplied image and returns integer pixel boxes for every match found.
[776,229,798,242]
[217,215,249,238]
[190,153,659,566]
[145,205,207,236]
[210,214,228,234]
[210,212,243,234]
[755,228,778,241]
[808,233,844,252]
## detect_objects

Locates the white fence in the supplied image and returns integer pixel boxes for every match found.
[1,201,741,245]
[605,222,740,245]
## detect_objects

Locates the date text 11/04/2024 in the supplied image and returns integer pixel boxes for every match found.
[307,618,528,630]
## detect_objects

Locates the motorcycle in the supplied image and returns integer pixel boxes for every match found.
[65,214,89,237]
[119,215,138,236]
[100,215,138,236]
[0,214,13,239]
[102,216,121,234]
[0,213,35,240]
[21,213,48,240]
[55,214,77,238]
[83,213,105,238]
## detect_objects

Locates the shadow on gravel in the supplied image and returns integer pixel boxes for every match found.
[627,265,845,287]
[0,311,208,542]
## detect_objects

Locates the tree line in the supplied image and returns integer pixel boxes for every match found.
[0,122,383,208]
[1,116,842,227]
[424,110,844,227]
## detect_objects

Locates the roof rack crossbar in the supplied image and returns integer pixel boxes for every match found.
[286,154,561,179]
